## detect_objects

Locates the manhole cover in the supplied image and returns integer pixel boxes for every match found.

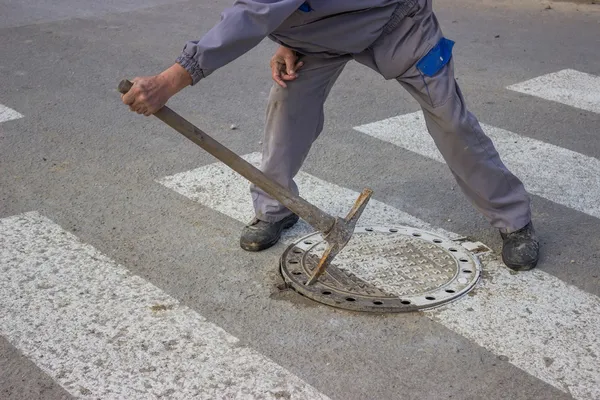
[280,226,481,312]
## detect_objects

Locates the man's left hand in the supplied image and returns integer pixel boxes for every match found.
[270,46,304,88]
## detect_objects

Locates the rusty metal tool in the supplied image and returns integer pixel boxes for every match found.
[118,79,372,285]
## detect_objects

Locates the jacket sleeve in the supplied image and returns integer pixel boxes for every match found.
[175,0,306,85]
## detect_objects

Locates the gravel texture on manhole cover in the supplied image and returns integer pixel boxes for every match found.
[280,226,482,312]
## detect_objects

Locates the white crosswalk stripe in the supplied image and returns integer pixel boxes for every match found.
[0,212,330,400]
[3,66,599,399]
[158,152,463,242]
[353,111,600,220]
[430,259,600,400]
[158,154,600,400]
[0,104,23,123]
[507,69,600,114]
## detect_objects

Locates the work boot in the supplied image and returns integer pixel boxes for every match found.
[500,221,540,271]
[240,214,299,252]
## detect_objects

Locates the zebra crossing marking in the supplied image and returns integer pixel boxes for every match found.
[158,154,600,400]
[354,111,600,220]
[0,104,23,123]
[0,212,330,400]
[507,69,600,114]
[157,152,463,242]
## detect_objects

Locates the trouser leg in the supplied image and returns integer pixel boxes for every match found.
[250,55,349,223]
[402,69,531,232]
[355,0,531,233]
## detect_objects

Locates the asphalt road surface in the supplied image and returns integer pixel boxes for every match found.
[1,0,599,399]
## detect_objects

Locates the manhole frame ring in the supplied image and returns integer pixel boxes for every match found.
[280,225,482,313]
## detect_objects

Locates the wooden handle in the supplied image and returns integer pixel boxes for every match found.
[118,79,134,94]
[115,78,337,234]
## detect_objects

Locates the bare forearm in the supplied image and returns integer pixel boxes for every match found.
[158,63,193,97]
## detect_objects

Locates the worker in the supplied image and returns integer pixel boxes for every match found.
[121,0,540,271]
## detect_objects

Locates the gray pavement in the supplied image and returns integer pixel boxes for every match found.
[1,0,599,399]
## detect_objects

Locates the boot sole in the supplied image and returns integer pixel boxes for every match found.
[501,251,539,271]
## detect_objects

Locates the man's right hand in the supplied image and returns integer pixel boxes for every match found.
[121,63,192,116]
[270,46,304,88]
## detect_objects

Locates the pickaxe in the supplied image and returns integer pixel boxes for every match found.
[118,79,372,285]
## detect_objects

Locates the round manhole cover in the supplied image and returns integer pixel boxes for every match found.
[280,226,481,312]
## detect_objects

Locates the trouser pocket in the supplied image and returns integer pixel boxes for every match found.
[399,36,455,108]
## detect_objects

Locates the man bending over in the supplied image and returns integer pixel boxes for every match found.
[121,0,540,271]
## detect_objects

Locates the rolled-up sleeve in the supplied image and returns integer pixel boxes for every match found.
[176,0,305,85]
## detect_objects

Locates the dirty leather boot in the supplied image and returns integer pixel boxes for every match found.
[240,214,300,252]
[500,221,540,271]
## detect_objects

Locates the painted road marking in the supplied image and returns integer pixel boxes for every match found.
[507,69,600,114]
[0,104,23,123]
[0,212,330,400]
[159,155,600,400]
[158,152,462,241]
[354,111,600,220]
[428,258,600,400]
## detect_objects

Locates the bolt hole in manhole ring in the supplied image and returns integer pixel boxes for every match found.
[280,225,482,313]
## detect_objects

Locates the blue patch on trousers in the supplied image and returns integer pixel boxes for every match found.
[298,2,312,12]
[416,37,455,77]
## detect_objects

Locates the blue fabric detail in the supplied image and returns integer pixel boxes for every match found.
[298,2,312,12]
[416,37,455,77]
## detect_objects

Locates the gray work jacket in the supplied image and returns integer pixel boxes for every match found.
[176,0,418,85]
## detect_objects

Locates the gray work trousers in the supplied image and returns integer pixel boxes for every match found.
[250,0,532,234]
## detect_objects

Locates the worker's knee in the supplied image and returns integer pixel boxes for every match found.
[268,83,289,104]
[267,83,306,114]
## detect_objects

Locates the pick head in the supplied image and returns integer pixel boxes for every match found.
[305,188,373,285]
